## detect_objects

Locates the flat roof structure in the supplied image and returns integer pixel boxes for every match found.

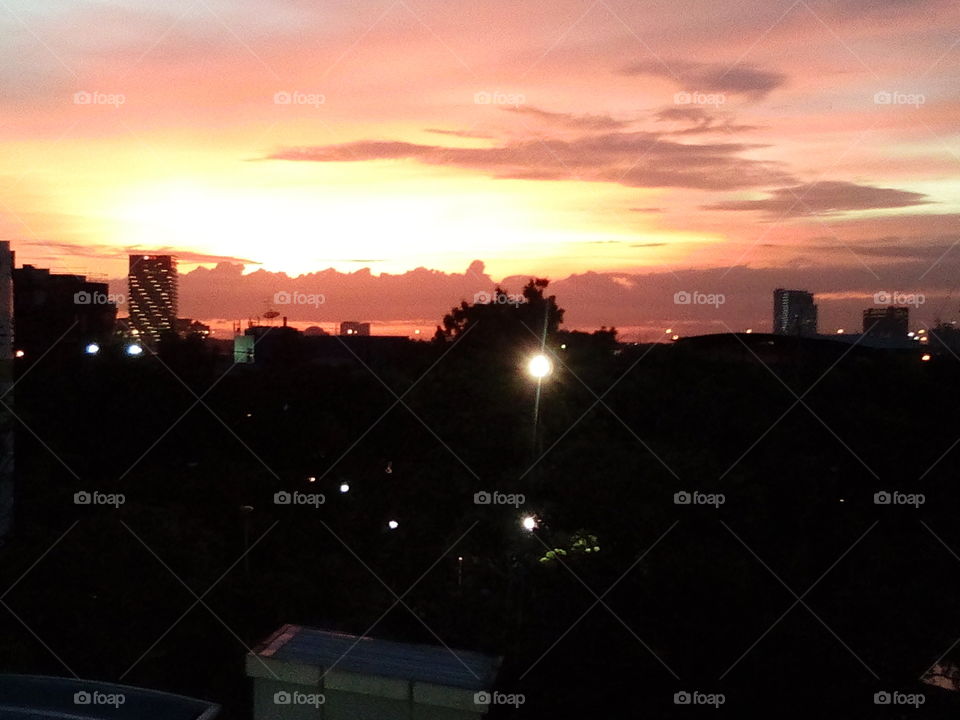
[247,624,501,719]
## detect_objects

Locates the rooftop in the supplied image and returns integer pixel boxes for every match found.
[252,624,500,691]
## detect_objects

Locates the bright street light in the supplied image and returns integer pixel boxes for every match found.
[339,482,350,493]
[521,515,538,532]
[527,353,552,379]
[126,344,143,356]
[387,519,399,530]
[85,342,100,355]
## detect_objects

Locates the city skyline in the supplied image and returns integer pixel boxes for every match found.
[5,2,960,717]
[1,0,957,328]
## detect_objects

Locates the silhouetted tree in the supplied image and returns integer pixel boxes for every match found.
[433,279,564,353]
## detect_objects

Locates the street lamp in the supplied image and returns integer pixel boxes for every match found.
[527,353,552,379]
[521,515,538,532]
[84,343,100,355]
[126,343,143,356]
[527,353,553,461]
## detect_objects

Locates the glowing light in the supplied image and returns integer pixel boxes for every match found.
[126,344,143,356]
[14,350,24,358]
[85,342,100,355]
[387,519,399,530]
[672,334,679,341]
[527,353,552,379]
[921,354,931,362]
[836,329,844,334]
[745,329,753,334]
[339,482,350,493]
[308,476,316,483]
[521,515,538,531]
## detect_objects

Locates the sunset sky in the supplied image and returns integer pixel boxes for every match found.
[1,0,958,338]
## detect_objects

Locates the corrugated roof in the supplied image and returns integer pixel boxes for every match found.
[0,675,219,720]
[253,625,500,690]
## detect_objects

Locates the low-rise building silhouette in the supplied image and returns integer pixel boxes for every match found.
[863,306,909,340]
[13,263,117,358]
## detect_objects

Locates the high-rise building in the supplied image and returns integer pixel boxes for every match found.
[863,306,908,340]
[0,241,13,542]
[128,255,177,347]
[773,289,818,336]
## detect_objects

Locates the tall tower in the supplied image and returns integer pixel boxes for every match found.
[128,255,178,347]
[0,241,14,542]
[773,289,818,336]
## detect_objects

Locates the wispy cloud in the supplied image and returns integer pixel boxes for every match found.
[704,181,930,216]
[621,59,787,99]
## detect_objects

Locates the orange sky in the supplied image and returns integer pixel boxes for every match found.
[1,0,958,334]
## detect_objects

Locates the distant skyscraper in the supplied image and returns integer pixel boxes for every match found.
[0,241,13,542]
[863,306,908,340]
[128,255,177,346]
[773,289,818,336]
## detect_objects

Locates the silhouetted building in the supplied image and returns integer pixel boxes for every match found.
[0,241,12,543]
[13,264,117,358]
[340,321,370,336]
[930,323,960,353]
[238,322,411,367]
[773,289,818,336]
[128,254,177,347]
[863,306,908,340]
